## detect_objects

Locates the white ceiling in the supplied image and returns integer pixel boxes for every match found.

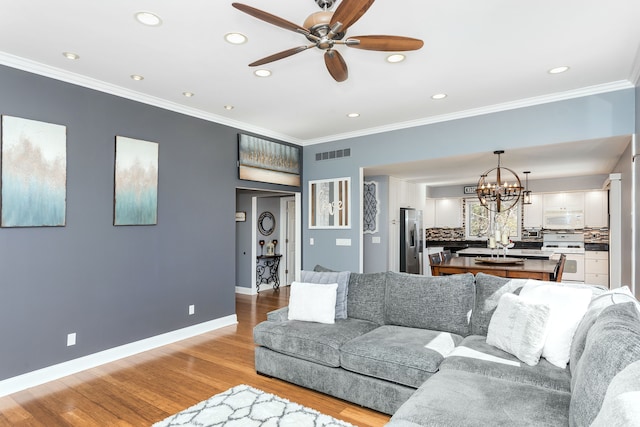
[0,0,638,184]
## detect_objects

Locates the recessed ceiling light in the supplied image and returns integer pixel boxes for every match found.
[224,105,234,110]
[62,52,79,60]
[386,54,405,63]
[225,32,248,44]
[548,66,570,74]
[130,74,144,81]
[254,69,272,77]
[135,11,162,26]
[431,93,447,100]
[183,92,195,97]
[347,113,360,118]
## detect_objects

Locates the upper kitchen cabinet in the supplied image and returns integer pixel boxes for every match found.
[434,198,463,228]
[390,177,417,209]
[543,192,585,211]
[584,190,608,228]
[424,198,436,228]
[523,194,543,228]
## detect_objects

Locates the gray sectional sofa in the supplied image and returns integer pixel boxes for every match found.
[253,269,640,426]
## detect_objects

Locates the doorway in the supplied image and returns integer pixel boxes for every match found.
[235,189,301,294]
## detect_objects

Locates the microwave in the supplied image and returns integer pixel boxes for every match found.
[543,209,584,229]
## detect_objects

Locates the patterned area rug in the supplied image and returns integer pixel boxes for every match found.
[152,384,356,427]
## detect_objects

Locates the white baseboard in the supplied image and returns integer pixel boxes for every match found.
[235,286,255,295]
[0,314,237,397]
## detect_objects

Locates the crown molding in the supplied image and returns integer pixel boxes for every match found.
[0,52,633,147]
[303,80,636,145]
[0,52,301,145]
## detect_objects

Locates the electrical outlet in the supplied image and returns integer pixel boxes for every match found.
[189,304,195,315]
[67,333,77,346]
[310,238,314,245]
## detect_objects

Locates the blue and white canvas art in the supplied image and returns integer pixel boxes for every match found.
[114,136,158,226]
[1,115,67,227]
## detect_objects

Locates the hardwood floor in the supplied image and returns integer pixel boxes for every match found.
[0,288,391,427]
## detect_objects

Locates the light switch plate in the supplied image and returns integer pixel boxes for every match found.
[336,238,352,246]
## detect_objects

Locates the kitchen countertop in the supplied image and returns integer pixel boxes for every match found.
[456,247,555,259]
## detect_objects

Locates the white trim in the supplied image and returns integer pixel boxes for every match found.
[235,286,255,295]
[0,52,299,145]
[0,52,633,147]
[301,80,635,145]
[0,315,237,397]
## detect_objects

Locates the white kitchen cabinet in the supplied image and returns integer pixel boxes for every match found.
[424,198,436,228]
[434,198,462,228]
[392,177,417,208]
[523,194,543,228]
[584,190,608,228]
[585,251,609,287]
[543,192,585,211]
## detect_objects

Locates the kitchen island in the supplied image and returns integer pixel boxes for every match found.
[456,247,554,259]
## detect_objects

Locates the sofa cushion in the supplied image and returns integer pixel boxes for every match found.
[387,369,571,427]
[570,286,638,378]
[591,359,640,427]
[569,302,640,427]
[471,273,526,336]
[519,281,592,369]
[384,272,475,336]
[346,271,388,325]
[486,293,551,366]
[440,335,572,392]
[300,270,350,319]
[287,282,337,324]
[253,318,379,367]
[340,325,462,388]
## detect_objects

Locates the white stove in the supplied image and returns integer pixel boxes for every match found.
[542,232,585,282]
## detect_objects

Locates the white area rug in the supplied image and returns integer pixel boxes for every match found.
[152,384,356,427]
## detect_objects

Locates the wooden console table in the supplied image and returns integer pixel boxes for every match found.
[431,256,558,281]
[256,255,282,292]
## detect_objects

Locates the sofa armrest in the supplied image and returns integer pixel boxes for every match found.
[267,306,289,322]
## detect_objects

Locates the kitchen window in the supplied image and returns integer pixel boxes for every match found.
[465,199,521,241]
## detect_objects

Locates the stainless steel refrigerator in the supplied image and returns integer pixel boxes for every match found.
[400,208,423,274]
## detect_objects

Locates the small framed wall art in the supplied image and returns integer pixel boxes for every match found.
[1,115,67,227]
[113,136,159,226]
[309,177,351,229]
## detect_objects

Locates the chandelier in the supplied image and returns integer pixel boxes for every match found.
[476,150,523,212]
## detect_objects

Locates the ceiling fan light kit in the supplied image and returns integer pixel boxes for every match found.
[231,0,424,82]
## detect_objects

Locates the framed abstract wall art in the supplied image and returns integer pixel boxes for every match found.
[238,134,300,187]
[309,177,350,229]
[1,115,67,227]
[113,136,159,226]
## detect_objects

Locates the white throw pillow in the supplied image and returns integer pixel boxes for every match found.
[519,281,592,368]
[287,282,338,324]
[486,293,552,366]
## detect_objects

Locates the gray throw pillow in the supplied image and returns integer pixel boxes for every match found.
[300,270,350,319]
[569,302,640,427]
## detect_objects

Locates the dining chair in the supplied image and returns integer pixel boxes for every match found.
[428,252,442,265]
[440,250,453,262]
[553,254,567,282]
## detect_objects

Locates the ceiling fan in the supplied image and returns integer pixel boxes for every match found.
[231,0,424,82]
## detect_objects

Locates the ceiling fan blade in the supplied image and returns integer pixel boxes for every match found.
[248,45,314,66]
[347,35,424,51]
[330,0,375,32]
[324,50,348,82]
[232,3,309,35]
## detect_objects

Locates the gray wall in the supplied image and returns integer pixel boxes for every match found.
[362,176,389,273]
[0,65,299,381]
[302,89,636,273]
[235,192,253,289]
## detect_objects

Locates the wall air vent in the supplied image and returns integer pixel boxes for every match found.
[315,148,351,161]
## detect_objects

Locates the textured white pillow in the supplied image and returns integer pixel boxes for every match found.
[287,282,338,324]
[487,293,552,366]
[519,282,592,368]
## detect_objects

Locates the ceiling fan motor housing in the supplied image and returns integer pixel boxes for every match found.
[304,11,345,42]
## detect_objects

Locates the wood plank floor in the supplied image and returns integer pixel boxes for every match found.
[0,288,391,427]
